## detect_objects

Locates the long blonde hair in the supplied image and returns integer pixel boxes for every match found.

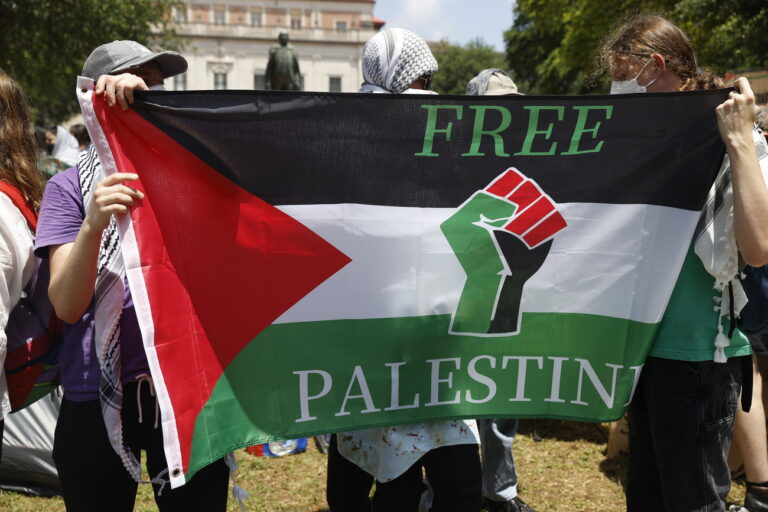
[0,72,44,211]
[599,14,724,91]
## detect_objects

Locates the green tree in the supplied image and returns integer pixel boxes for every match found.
[0,0,180,123]
[673,0,768,72]
[431,39,507,95]
[504,0,766,95]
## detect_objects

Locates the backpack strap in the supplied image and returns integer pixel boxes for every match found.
[0,180,37,232]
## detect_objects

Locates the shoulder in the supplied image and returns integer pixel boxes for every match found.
[35,167,84,254]
[42,167,82,210]
[0,193,34,262]
[47,166,80,192]
[0,194,33,237]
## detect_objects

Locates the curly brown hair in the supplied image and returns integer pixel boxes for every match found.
[0,72,45,211]
[598,14,724,92]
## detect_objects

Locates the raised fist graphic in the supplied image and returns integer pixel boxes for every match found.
[441,168,567,336]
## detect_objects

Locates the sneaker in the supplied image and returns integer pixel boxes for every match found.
[485,496,537,512]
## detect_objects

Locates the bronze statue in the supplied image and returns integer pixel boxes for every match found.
[265,31,302,91]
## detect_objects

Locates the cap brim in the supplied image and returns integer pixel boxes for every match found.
[115,51,188,78]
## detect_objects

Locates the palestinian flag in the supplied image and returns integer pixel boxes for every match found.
[77,79,728,486]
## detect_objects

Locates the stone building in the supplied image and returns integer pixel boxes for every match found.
[168,0,383,92]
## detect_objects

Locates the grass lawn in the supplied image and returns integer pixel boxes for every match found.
[0,419,747,511]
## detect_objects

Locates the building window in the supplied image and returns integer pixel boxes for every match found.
[214,72,227,90]
[251,10,262,27]
[174,74,187,91]
[174,4,188,23]
[335,21,348,31]
[329,76,342,93]
[213,8,226,25]
[254,74,266,90]
[291,18,301,29]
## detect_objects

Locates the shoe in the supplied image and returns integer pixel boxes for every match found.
[745,490,768,512]
[484,496,537,512]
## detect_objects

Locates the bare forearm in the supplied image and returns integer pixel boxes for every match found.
[731,141,768,266]
[716,78,768,266]
[49,223,103,323]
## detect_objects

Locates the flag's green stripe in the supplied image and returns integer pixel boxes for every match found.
[186,313,656,476]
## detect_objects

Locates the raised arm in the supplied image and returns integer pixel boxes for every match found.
[48,173,143,323]
[719,77,768,266]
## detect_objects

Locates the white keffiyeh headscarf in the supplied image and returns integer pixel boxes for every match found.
[360,28,438,94]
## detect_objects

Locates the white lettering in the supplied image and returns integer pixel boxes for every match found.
[425,358,461,406]
[294,369,332,422]
[384,362,420,411]
[502,356,543,402]
[466,355,497,404]
[335,366,381,416]
[544,357,568,403]
[624,365,644,406]
[572,358,622,408]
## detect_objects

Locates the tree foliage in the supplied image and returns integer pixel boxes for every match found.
[504,0,768,95]
[0,0,180,123]
[431,39,507,95]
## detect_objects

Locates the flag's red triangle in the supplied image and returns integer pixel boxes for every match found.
[95,97,351,471]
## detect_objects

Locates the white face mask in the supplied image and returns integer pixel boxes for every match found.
[610,58,658,95]
[148,84,166,91]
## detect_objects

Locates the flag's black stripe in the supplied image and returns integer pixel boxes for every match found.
[131,89,728,211]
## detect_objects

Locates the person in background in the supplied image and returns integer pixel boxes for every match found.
[34,126,68,179]
[69,124,90,151]
[0,71,46,459]
[327,28,482,512]
[599,14,768,512]
[464,68,537,512]
[757,105,768,144]
[729,333,768,512]
[45,125,79,167]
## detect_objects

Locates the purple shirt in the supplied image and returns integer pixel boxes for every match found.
[35,167,148,401]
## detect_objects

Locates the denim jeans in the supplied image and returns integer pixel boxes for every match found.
[627,356,743,512]
[478,418,519,502]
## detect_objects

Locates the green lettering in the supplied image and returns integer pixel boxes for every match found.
[415,105,463,157]
[462,106,512,157]
[562,106,613,155]
[514,106,564,156]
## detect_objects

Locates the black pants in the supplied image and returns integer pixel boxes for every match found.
[53,381,229,512]
[627,356,742,512]
[327,434,482,512]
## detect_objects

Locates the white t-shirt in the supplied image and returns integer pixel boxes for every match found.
[0,192,36,419]
[337,419,479,482]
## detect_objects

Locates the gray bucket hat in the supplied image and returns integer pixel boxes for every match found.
[82,40,187,81]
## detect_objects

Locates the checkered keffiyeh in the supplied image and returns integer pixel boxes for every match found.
[78,146,142,482]
[693,127,768,362]
[361,28,438,94]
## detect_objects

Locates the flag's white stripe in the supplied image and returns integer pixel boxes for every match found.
[274,203,697,325]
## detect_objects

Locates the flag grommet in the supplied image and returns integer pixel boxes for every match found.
[171,468,182,478]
